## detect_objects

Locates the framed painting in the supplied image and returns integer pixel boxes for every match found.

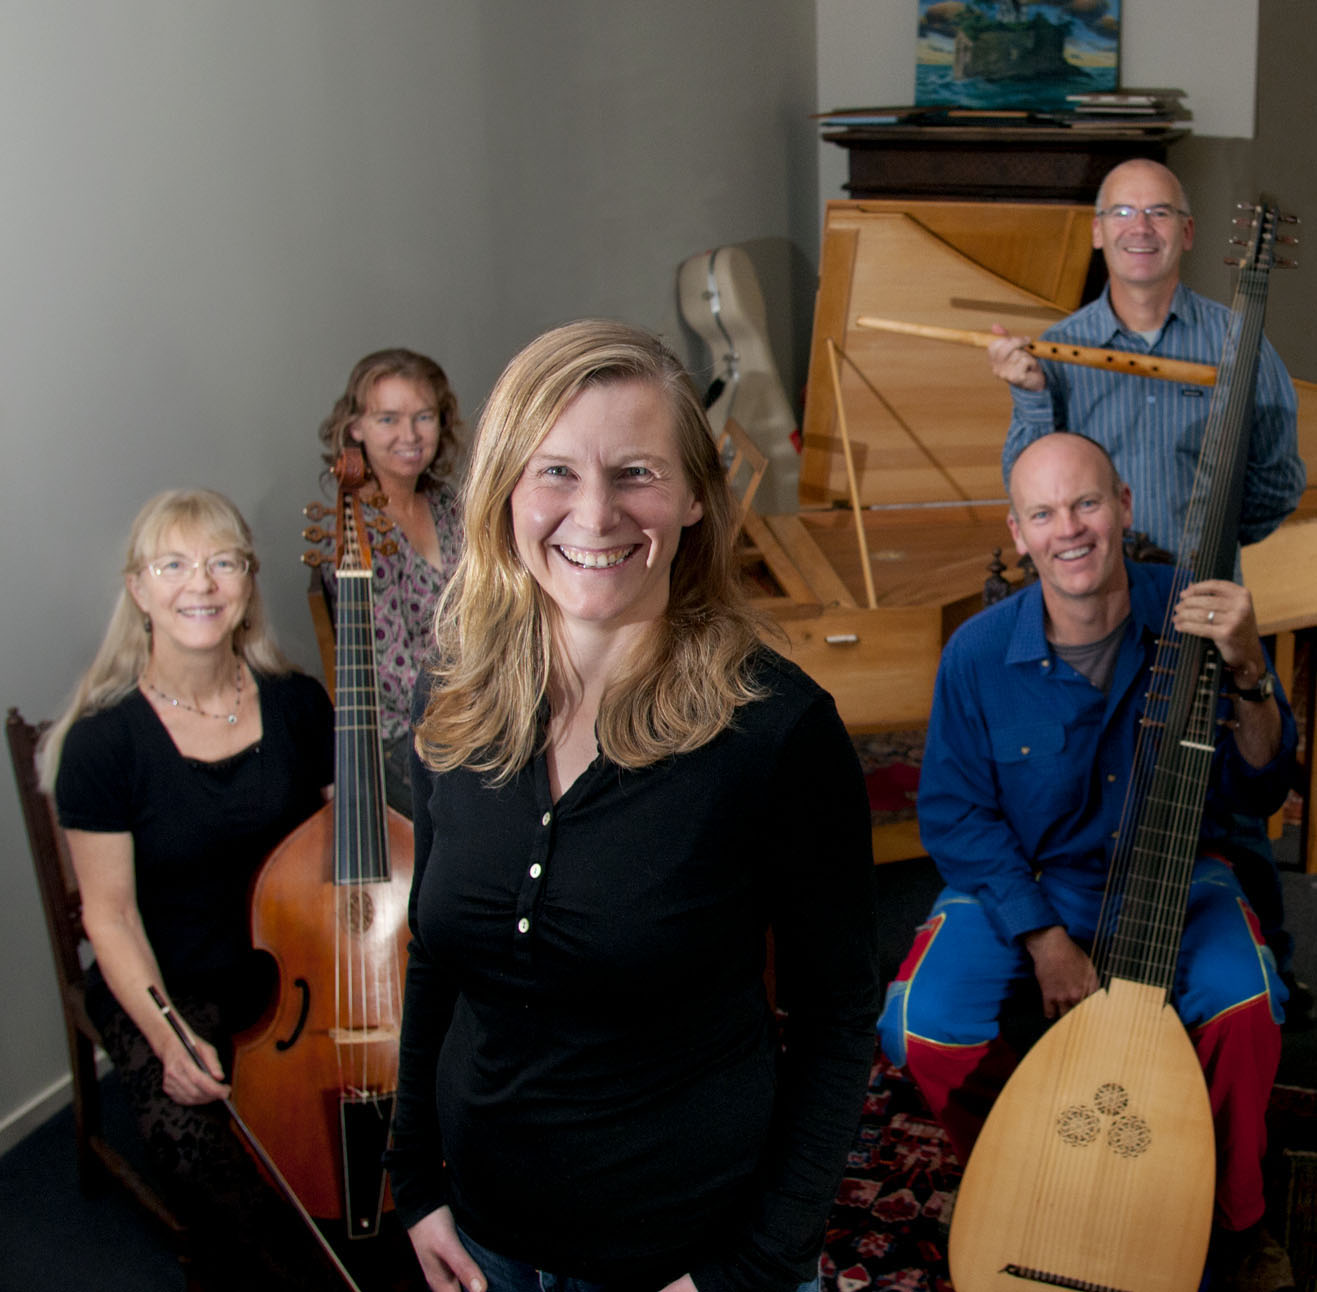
[916,1,1121,113]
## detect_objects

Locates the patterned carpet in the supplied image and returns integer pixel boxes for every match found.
[853,731,923,823]
[821,1048,1317,1292]
[822,1047,959,1292]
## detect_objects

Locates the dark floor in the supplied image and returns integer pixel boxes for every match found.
[0,1085,183,1292]
[0,1074,421,1292]
[3,866,1313,1292]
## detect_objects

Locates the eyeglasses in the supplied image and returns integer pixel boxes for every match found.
[146,552,251,582]
[1096,204,1190,224]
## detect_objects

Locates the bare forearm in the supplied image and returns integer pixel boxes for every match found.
[1229,664,1283,768]
[82,909,175,1055]
[67,829,227,1102]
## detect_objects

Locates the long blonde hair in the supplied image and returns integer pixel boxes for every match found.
[39,488,292,789]
[415,319,766,780]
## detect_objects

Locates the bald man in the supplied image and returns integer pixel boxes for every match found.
[990,158,1306,1021]
[878,433,1296,1292]
[990,159,1303,555]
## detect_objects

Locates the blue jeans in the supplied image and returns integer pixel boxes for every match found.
[456,1227,820,1292]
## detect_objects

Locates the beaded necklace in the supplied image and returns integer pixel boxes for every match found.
[143,664,244,725]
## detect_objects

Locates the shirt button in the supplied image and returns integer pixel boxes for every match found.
[1041,660,1050,670]
[1020,746,1030,755]
[529,863,542,879]
[517,917,530,934]
[541,811,551,827]
[1107,773,1117,783]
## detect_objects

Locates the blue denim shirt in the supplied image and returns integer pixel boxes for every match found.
[916,561,1297,945]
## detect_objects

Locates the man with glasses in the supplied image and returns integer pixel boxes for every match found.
[987,160,1307,1033]
[989,158,1303,556]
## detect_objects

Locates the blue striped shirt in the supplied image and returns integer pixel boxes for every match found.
[1002,283,1304,553]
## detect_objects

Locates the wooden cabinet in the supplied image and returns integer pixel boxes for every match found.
[824,125,1188,203]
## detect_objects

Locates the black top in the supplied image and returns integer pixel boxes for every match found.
[55,672,334,1020]
[388,650,880,1292]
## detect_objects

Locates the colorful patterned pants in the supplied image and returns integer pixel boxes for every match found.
[877,857,1284,1231]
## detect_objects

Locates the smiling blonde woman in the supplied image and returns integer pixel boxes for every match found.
[391,319,880,1292]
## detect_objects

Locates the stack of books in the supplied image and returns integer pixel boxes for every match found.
[1063,88,1190,129]
[813,92,1190,135]
[814,105,1042,129]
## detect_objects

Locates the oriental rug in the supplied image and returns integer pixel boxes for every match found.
[821,1048,958,1292]
[821,1051,1317,1292]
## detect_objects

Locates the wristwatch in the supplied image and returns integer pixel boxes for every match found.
[1233,671,1276,703]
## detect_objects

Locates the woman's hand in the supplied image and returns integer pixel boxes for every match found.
[657,1276,699,1292]
[159,1028,231,1106]
[407,1206,486,1292]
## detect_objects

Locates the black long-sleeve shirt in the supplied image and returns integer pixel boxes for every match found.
[387,650,880,1292]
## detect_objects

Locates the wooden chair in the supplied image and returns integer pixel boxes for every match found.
[5,708,199,1289]
[717,417,770,521]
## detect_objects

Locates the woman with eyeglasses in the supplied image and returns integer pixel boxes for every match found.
[315,349,465,817]
[39,488,342,1289]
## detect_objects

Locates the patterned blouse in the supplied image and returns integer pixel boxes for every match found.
[320,482,463,742]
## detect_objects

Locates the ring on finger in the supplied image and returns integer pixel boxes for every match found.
[1207,609,1216,624]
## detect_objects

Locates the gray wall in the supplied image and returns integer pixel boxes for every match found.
[1173,0,1317,381]
[0,0,818,1144]
[4,0,1313,1150]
